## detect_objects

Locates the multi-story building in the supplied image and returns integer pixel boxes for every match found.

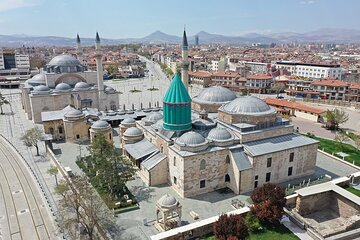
[345,83,360,102]
[275,61,342,80]
[311,78,350,100]
[189,71,212,87]
[246,73,274,94]
[0,50,31,81]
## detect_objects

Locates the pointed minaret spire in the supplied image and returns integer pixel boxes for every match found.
[182,28,188,50]
[76,33,80,43]
[181,28,189,91]
[96,32,100,43]
[95,32,105,110]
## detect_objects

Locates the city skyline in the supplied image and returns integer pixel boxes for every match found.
[1,0,360,38]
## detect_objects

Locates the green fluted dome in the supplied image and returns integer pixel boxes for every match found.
[163,73,192,131]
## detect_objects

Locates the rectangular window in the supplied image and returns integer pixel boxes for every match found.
[173,176,177,184]
[76,134,80,139]
[255,175,258,180]
[200,180,205,188]
[288,167,293,176]
[173,157,176,166]
[254,181,258,188]
[266,172,271,182]
[267,157,272,168]
[289,152,294,162]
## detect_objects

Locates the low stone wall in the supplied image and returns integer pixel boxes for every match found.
[150,207,250,240]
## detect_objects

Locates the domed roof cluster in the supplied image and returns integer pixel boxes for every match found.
[32,85,51,94]
[91,120,110,129]
[48,54,81,67]
[157,194,179,209]
[193,86,237,104]
[64,109,84,118]
[176,131,207,146]
[143,112,163,126]
[221,96,276,116]
[123,127,143,137]
[54,82,72,92]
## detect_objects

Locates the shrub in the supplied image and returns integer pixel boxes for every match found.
[213,214,248,240]
[244,212,262,232]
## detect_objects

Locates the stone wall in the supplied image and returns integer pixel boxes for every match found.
[191,102,221,113]
[63,119,89,142]
[332,194,360,218]
[296,191,332,215]
[218,110,276,125]
[43,119,65,141]
[149,157,168,186]
[238,125,294,143]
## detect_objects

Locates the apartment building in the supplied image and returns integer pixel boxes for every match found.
[311,78,349,100]
[0,50,31,80]
[275,61,342,80]
[246,73,274,94]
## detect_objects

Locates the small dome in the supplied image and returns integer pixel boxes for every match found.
[122,117,136,124]
[157,194,178,208]
[74,81,90,90]
[176,131,206,146]
[64,109,84,118]
[55,82,72,92]
[32,85,50,92]
[28,73,46,85]
[193,86,237,104]
[104,85,115,93]
[48,54,81,67]
[123,127,142,137]
[221,96,276,116]
[207,128,233,141]
[91,120,110,129]
[147,112,163,122]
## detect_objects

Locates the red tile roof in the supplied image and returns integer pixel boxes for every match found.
[212,71,240,77]
[247,74,273,80]
[189,71,212,77]
[265,98,325,115]
[311,79,350,87]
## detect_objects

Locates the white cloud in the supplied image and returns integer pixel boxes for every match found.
[300,0,315,4]
[0,0,40,12]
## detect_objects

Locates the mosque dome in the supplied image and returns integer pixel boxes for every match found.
[176,131,207,146]
[193,86,236,104]
[91,120,110,129]
[73,81,91,90]
[122,117,136,124]
[48,54,81,67]
[28,73,46,85]
[64,109,84,118]
[32,85,50,94]
[221,96,276,116]
[55,82,72,92]
[104,85,115,93]
[157,194,178,208]
[147,112,163,122]
[123,127,143,137]
[207,128,233,141]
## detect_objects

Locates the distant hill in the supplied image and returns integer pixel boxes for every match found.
[1,28,360,47]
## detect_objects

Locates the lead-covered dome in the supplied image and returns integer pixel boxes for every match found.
[122,117,135,124]
[73,81,91,91]
[157,194,178,209]
[91,120,110,129]
[28,73,46,86]
[32,85,50,94]
[64,109,84,118]
[193,86,237,104]
[147,112,163,122]
[221,96,276,116]
[48,54,81,67]
[207,128,233,141]
[123,127,143,137]
[55,82,72,92]
[176,131,206,146]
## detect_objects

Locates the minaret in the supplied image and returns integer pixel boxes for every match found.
[76,33,82,61]
[181,29,189,91]
[95,32,106,110]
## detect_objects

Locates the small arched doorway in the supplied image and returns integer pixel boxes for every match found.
[225,174,230,183]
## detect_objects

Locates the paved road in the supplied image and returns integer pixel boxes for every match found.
[0,135,57,240]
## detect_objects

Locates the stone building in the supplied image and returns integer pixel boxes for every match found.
[89,120,113,143]
[120,30,318,199]
[20,33,119,123]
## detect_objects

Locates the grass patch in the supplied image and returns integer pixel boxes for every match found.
[307,134,360,166]
[344,186,360,197]
[200,223,299,240]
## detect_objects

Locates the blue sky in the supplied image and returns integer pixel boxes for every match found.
[0,0,358,38]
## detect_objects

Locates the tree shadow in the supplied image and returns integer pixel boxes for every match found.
[129,185,155,203]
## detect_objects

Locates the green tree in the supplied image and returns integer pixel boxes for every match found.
[0,92,10,115]
[106,63,119,75]
[21,126,43,156]
[271,82,285,97]
[325,109,349,130]
[47,164,59,186]
[334,132,349,151]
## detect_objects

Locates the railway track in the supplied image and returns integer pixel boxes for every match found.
[0,135,57,239]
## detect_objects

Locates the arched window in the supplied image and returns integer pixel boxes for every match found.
[109,133,112,140]
[200,159,206,170]
[58,126,63,134]
[226,155,230,164]
[225,174,230,182]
